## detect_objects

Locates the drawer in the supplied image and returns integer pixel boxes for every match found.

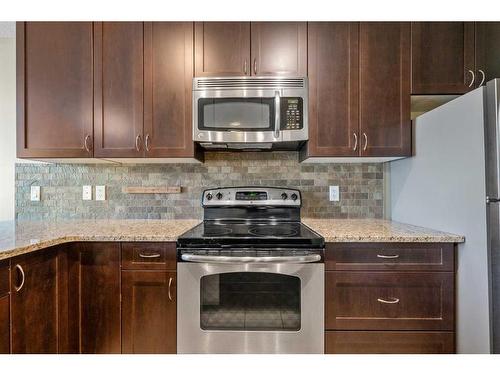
[0,260,9,297]
[326,271,454,331]
[325,243,455,271]
[122,243,176,270]
[325,331,455,354]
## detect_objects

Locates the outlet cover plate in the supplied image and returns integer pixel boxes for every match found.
[329,185,339,202]
[96,185,106,201]
[83,185,92,200]
[30,186,41,201]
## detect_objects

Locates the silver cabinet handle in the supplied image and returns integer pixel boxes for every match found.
[468,69,475,88]
[84,135,92,153]
[362,132,368,151]
[478,69,486,86]
[274,90,281,139]
[377,297,400,304]
[181,253,321,264]
[168,277,173,301]
[376,254,400,259]
[145,134,151,152]
[14,264,25,292]
[139,253,161,259]
[243,60,248,75]
[135,135,142,152]
[253,58,257,75]
[353,133,358,151]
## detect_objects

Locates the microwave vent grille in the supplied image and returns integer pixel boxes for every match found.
[194,77,306,90]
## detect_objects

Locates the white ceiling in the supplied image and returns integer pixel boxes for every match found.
[0,22,15,38]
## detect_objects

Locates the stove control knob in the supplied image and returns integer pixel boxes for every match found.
[206,193,213,201]
[281,193,288,200]
[216,192,223,200]
[291,193,298,201]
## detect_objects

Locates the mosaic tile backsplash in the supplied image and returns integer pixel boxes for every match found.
[15,152,384,220]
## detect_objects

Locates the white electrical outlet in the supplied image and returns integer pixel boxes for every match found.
[30,186,41,201]
[95,185,106,201]
[83,185,92,200]
[329,185,340,202]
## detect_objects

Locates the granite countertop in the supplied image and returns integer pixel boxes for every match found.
[0,218,464,261]
[0,219,200,261]
[302,218,465,243]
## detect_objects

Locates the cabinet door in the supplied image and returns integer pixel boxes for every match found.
[195,22,250,77]
[359,22,411,157]
[17,22,93,158]
[250,22,307,76]
[144,22,195,158]
[68,243,121,353]
[411,22,475,94]
[306,22,359,157]
[10,250,58,353]
[475,22,500,85]
[122,271,176,353]
[0,261,9,354]
[94,22,144,158]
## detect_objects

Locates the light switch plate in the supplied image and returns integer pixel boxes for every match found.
[83,185,92,200]
[95,185,106,201]
[30,186,40,201]
[329,185,339,202]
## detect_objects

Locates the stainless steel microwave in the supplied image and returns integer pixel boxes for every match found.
[193,77,308,150]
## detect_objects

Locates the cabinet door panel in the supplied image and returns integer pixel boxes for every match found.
[475,22,500,84]
[10,250,58,353]
[122,271,176,353]
[17,22,93,158]
[412,22,475,94]
[94,22,144,158]
[144,22,195,157]
[359,22,411,157]
[306,22,359,157]
[195,22,250,77]
[250,22,306,76]
[0,261,9,354]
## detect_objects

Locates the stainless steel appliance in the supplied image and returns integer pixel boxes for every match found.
[177,187,324,354]
[192,77,308,150]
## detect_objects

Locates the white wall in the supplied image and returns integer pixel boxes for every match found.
[0,24,16,221]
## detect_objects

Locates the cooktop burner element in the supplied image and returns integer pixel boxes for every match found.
[203,226,233,237]
[248,225,299,237]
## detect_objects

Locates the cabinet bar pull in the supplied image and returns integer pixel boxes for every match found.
[468,69,475,87]
[377,297,400,304]
[145,134,151,152]
[243,60,248,75]
[376,254,399,259]
[138,253,161,258]
[478,69,486,86]
[84,135,92,153]
[168,277,173,301]
[362,132,368,151]
[14,264,25,292]
[253,58,257,75]
[353,133,358,151]
[135,135,142,152]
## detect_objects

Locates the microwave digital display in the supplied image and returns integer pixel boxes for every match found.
[235,191,268,201]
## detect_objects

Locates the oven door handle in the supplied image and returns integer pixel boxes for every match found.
[274,90,280,139]
[180,253,321,264]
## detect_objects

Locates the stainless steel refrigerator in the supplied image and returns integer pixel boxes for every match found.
[390,79,500,354]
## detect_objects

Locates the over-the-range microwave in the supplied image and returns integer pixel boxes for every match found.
[193,76,308,150]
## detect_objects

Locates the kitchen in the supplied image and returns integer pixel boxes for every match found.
[0,0,499,370]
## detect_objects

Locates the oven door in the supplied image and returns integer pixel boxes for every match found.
[177,260,324,354]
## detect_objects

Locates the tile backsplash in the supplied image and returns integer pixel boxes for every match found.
[15,152,384,220]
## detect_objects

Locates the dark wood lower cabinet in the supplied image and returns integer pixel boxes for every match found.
[326,331,455,354]
[122,271,177,353]
[0,261,9,354]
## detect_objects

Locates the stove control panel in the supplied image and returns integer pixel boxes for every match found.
[202,187,301,207]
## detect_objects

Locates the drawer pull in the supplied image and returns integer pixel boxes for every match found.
[376,254,400,259]
[168,277,173,301]
[377,297,400,304]
[138,253,161,259]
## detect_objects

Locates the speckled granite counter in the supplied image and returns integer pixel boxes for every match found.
[302,219,465,243]
[0,219,200,261]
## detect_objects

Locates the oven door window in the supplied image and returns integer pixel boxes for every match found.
[198,98,275,131]
[200,272,301,331]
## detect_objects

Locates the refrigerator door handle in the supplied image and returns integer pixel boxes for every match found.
[487,196,500,204]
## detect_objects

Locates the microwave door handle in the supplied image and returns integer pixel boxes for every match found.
[274,90,280,139]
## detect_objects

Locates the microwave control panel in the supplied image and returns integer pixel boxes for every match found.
[280,97,304,130]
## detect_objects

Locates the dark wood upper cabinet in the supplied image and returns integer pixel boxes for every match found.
[359,22,411,157]
[10,250,59,353]
[304,22,359,158]
[94,22,144,158]
[122,271,177,353]
[250,22,307,76]
[144,22,196,158]
[475,22,500,85]
[0,261,9,354]
[411,22,475,94]
[195,22,250,77]
[17,22,94,158]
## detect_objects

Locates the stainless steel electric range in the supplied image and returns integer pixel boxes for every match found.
[176,187,325,354]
